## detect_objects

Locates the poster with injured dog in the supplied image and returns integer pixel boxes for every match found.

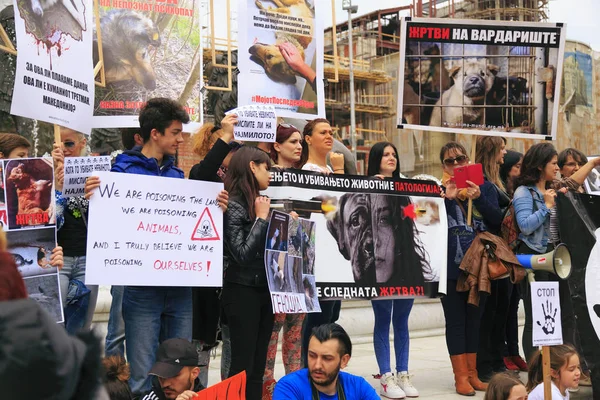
[264,170,448,300]
[0,158,63,322]
[265,210,321,313]
[237,0,325,119]
[10,0,94,134]
[92,4,202,130]
[397,17,566,140]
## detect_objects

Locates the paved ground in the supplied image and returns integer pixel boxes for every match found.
[205,333,593,399]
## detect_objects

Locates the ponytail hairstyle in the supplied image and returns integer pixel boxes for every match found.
[224,146,272,220]
[299,118,330,167]
[102,355,133,400]
[483,373,523,400]
[475,136,506,191]
[526,344,578,391]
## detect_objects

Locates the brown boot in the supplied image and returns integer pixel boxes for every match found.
[466,353,488,391]
[450,354,476,396]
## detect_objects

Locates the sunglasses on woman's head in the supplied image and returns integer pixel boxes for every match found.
[278,123,297,130]
[443,155,468,166]
[63,141,77,148]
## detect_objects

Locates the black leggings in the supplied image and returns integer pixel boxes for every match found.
[477,277,511,372]
[441,279,488,355]
[504,281,521,357]
[222,282,274,400]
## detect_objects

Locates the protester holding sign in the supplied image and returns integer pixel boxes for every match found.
[52,127,98,332]
[221,146,275,400]
[299,119,344,174]
[85,98,193,396]
[440,141,502,396]
[367,142,419,399]
[474,136,512,381]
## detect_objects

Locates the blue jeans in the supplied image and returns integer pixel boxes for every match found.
[59,255,98,330]
[123,286,192,395]
[105,286,125,357]
[372,299,414,374]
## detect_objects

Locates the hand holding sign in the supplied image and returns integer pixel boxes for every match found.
[226,105,277,142]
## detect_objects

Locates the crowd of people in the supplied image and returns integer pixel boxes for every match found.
[0,96,598,400]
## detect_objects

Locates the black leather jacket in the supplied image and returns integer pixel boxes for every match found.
[223,197,269,287]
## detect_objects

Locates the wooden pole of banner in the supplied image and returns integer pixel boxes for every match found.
[93,0,106,87]
[467,135,477,225]
[329,0,340,83]
[0,23,16,56]
[204,0,233,92]
[542,346,552,399]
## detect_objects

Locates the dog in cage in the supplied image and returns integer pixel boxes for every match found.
[429,58,499,128]
[93,10,161,90]
[486,76,529,128]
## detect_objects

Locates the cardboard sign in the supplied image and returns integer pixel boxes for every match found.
[85,172,223,287]
[62,156,112,198]
[531,281,563,346]
[453,164,484,189]
[227,105,277,142]
[265,210,321,313]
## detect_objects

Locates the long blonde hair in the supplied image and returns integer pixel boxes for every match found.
[476,136,505,191]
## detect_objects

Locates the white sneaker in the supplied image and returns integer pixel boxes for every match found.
[380,372,406,399]
[397,372,419,398]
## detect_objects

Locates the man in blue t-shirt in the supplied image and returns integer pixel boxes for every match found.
[274,323,379,400]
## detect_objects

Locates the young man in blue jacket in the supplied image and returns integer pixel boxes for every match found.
[86,98,191,396]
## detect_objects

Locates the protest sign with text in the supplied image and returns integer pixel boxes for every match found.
[62,156,112,198]
[85,172,223,287]
[264,170,448,300]
[265,210,320,314]
[227,105,277,142]
[532,281,563,346]
[237,0,325,119]
[397,17,566,140]
[11,0,95,134]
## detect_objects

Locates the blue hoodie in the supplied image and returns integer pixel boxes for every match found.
[111,146,183,178]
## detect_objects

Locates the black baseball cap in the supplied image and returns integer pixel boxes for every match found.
[148,338,197,379]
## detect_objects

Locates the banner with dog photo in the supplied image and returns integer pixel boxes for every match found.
[91,1,202,130]
[237,0,325,119]
[10,0,95,134]
[263,170,448,300]
[2,158,63,322]
[397,17,567,140]
[265,210,321,314]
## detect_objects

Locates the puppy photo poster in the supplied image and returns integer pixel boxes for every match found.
[237,0,325,119]
[11,0,94,134]
[397,17,566,140]
[2,158,63,323]
[264,170,448,300]
[265,210,321,313]
[92,2,202,130]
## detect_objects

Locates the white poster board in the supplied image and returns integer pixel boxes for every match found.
[85,172,223,287]
[227,105,277,142]
[10,0,94,134]
[532,281,563,346]
[63,156,112,197]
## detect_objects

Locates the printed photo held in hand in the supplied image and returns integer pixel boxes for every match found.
[397,17,567,139]
[238,0,325,119]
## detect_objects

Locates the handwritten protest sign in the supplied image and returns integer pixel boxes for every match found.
[85,172,223,287]
[265,210,321,314]
[63,157,111,198]
[227,105,277,142]
[532,281,563,346]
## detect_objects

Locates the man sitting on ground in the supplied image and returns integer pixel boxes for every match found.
[141,338,204,400]
[273,323,378,400]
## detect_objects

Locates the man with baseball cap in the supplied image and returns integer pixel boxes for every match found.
[140,338,205,400]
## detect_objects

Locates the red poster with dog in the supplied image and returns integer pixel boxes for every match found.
[237,0,325,120]
[397,17,567,140]
[91,2,202,130]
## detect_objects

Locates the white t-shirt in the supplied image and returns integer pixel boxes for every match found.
[528,382,569,400]
[302,163,333,173]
